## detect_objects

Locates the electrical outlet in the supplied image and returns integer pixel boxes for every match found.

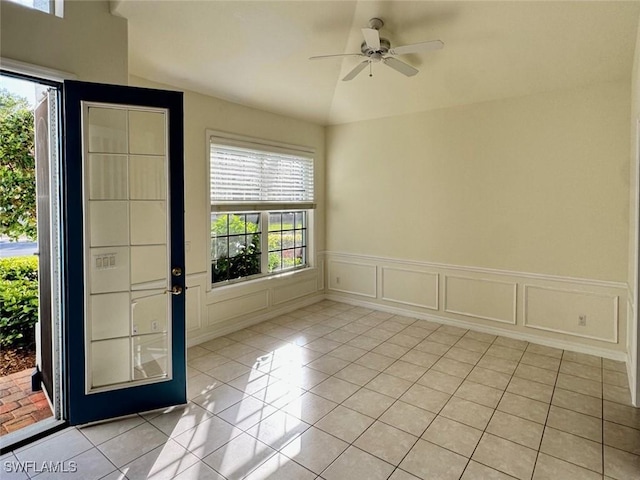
[132,324,138,334]
[151,320,159,331]
[578,315,587,326]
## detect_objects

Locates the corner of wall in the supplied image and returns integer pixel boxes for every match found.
[628,12,640,407]
[1,0,128,84]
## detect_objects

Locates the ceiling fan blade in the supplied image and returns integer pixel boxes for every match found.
[383,57,418,77]
[342,61,369,81]
[361,28,380,50]
[389,40,444,56]
[309,53,365,60]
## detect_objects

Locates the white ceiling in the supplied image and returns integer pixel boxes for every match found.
[113,1,640,126]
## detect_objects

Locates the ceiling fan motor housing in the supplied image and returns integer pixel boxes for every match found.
[361,38,391,56]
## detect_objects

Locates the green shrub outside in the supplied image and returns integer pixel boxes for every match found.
[211,214,304,283]
[0,256,38,348]
[211,214,261,283]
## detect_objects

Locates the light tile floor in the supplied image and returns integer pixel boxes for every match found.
[2,300,639,480]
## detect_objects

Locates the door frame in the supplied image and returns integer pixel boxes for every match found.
[0,62,69,452]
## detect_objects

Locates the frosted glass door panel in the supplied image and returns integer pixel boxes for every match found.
[131,245,167,286]
[130,201,166,245]
[133,334,168,380]
[89,201,129,247]
[83,102,172,393]
[132,292,168,335]
[129,111,165,155]
[91,292,130,341]
[90,246,130,294]
[89,155,128,199]
[88,107,127,153]
[92,338,131,387]
[129,156,166,200]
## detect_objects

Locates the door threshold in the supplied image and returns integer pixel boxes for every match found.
[0,418,66,454]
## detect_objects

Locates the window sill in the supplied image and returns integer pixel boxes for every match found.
[207,266,318,301]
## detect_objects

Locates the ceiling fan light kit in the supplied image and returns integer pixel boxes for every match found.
[310,17,444,81]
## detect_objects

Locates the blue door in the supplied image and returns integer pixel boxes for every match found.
[63,80,185,424]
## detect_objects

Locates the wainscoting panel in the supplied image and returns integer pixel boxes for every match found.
[524,285,619,343]
[327,260,377,298]
[273,277,318,305]
[208,290,269,326]
[444,275,517,324]
[381,267,438,310]
[185,268,321,346]
[183,268,321,345]
[323,252,628,355]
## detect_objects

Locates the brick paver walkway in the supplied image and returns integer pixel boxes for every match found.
[0,368,52,435]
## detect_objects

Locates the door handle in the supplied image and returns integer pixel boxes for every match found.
[167,285,183,295]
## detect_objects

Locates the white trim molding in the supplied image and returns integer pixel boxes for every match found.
[327,260,377,298]
[381,266,439,311]
[0,57,76,81]
[324,251,627,289]
[443,275,517,325]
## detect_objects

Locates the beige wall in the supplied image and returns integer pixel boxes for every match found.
[0,0,128,83]
[130,75,326,276]
[326,80,630,283]
[130,75,326,343]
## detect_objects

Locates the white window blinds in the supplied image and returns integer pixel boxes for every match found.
[210,136,315,211]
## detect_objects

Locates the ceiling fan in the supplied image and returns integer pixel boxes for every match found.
[310,18,444,81]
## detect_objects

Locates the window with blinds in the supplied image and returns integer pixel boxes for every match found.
[210,137,314,210]
[208,132,315,286]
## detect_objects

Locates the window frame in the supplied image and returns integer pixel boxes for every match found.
[6,0,64,17]
[206,130,315,290]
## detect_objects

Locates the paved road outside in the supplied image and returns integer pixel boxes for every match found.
[0,240,38,258]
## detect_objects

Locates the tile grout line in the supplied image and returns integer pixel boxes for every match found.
[195,307,393,479]
[236,313,555,480]
[266,308,402,478]
[382,336,487,480]
[357,324,473,480]
[284,313,431,477]
[314,320,465,480]
[528,348,563,480]
[454,336,525,480]
[256,314,458,477]
[536,353,611,477]
[167,309,635,479]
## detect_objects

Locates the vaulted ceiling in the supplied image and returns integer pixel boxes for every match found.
[113,1,640,126]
